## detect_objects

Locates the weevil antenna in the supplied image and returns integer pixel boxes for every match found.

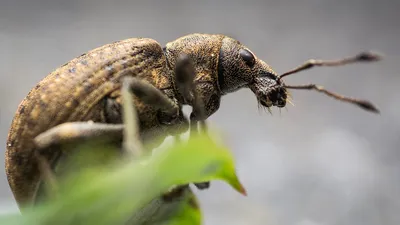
[278,51,382,79]
[284,84,380,113]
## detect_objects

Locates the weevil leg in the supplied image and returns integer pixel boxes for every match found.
[33,121,125,203]
[123,76,180,124]
[34,122,124,151]
[106,76,184,155]
[121,77,144,157]
[189,112,210,190]
[173,53,207,132]
[174,53,196,104]
[37,76,176,159]
[188,90,221,190]
[34,151,58,200]
[120,76,195,201]
[33,77,149,199]
[121,76,194,155]
[174,53,213,190]
[34,75,186,203]
[174,53,214,132]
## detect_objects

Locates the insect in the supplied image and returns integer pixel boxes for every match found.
[5,33,381,212]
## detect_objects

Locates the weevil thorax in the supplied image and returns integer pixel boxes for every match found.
[164,33,287,108]
[164,33,225,99]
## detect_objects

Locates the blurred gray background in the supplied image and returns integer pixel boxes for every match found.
[1,0,399,224]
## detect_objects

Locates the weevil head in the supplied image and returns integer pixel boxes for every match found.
[218,36,287,109]
[164,33,287,109]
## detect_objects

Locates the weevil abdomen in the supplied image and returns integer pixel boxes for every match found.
[5,37,177,208]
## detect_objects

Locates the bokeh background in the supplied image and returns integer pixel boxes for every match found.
[1,0,399,224]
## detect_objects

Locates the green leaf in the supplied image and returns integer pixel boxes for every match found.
[150,133,246,195]
[1,131,245,225]
[161,194,202,225]
[126,187,202,225]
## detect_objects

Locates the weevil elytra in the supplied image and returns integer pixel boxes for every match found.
[5,33,381,212]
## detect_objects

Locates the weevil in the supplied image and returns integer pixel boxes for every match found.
[5,33,381,211]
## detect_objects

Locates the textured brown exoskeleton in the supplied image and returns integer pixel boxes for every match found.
[5,33,381,213]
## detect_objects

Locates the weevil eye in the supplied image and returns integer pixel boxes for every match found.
[239,49,256,67]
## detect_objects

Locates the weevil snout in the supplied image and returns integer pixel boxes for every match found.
[250,76,287,109]
[267,86,287,108]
